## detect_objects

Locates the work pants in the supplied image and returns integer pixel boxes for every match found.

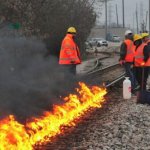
[134,67,149,90]
[61,64,76,76]
[124,62,137,90]
[60,64,77,86]
[58,64,77,95]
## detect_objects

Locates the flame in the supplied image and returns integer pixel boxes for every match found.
[0,82,107,149]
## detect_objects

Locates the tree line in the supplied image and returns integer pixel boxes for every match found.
[0,0,105,57]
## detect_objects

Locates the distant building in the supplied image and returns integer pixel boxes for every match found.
[89,26,128,40]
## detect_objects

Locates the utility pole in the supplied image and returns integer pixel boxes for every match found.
[133,13,135,32]
[116,4,119,27]
[105,0,108,40]
[122,0,125,28]
[136,3,139,33]
[145,11,148,32]
[140,2,143,26]
[108,3,112,27]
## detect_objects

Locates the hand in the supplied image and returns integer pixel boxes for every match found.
[70,60,75,64]
[119,60,126,65]
[130,64,133,68]
[141,62,145,66]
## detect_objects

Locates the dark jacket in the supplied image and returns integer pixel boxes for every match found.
[119,42,127,60]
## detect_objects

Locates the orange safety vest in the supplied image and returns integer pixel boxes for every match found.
[134,43,150,67]
[146,39,150,45]
[124,39,135,62]
[59,34,81,65]
[145,40,150,66]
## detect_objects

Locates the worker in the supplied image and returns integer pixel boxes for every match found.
[141,32,150,63]
[141,33,150,89]
[133,34,150,90]
[59,27,81,76]
[119,30,137,92]
[141,33,150,45]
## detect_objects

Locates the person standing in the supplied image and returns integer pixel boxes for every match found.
[133,34,150,90]
[119,30,137,91]
[141,33,150,67]
[141,33,150,90]
[59,27,81,76]
[141,32,150,45]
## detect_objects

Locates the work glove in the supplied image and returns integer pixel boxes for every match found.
[130,64,134,69]
[119,60,126,65]
[70,60,75,64]
[141,62,145,66]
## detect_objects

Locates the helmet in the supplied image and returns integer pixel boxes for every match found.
[125,30,133,36]
[67,27,76,33]
[141,32,149,38]
[133,34,142,42]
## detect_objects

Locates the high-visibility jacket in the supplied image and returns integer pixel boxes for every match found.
[146,39,150,45]
[59,34,81,65]
[134,43,150,67]
[124,39,135,62]
[145,40,150,66]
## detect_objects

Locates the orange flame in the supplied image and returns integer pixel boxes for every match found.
[0,82,107,149]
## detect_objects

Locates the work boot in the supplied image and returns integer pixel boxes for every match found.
[133,85,140,91]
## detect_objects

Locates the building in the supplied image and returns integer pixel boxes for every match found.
[89,26,128,41]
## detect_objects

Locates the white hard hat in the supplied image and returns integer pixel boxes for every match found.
[125,30,133,36]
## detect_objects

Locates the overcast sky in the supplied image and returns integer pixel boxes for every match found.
[97,0,149,32]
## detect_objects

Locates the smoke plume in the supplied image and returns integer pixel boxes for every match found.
[0,25,77,123]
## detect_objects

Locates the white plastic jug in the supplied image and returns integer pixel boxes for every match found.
[123,77,131,99]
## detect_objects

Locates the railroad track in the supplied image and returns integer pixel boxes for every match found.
[79,62,125,87]
[34,80,125,150]
[82,56,110,74]
[35,55,127,149]
[86,63,120,75]
[106,73,125,88]
[35,59,125,149]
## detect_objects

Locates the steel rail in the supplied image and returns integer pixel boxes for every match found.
[86,63,120,76]
[105,73,125,88]
[78,61,124,89]
[85,56,110,73]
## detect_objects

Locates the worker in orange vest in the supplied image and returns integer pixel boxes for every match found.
[119,30,137,92]
[59,27,81,75]
[141,32,150,76]
[141,32,150,45]
[133,34,150,90]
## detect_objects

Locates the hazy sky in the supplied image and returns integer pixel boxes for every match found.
[97,0,149,31]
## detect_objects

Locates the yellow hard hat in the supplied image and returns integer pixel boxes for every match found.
[133,34,142,42]
[141,32,149,38]
[67,27,76,33]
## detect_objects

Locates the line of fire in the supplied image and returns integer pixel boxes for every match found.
[0,82,107,149]
[0,0,150,149]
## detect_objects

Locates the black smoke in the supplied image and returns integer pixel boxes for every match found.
[0,26,78,123]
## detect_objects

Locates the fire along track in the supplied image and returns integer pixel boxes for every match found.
[33,55,124,149]
[34,62,125,150]
[33,50,123,149]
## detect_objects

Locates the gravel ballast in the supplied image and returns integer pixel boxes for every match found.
[35,88,150,150]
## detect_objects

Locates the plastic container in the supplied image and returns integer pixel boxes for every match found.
[123,77,131,99]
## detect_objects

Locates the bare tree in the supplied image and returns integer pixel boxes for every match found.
[0,0,97,57]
